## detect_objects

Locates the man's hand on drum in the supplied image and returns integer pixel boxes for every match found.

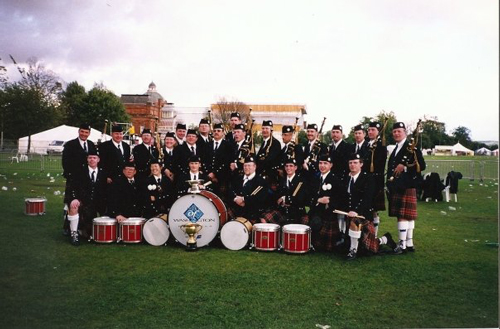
[116,215,127,223]
[317,196,329,205]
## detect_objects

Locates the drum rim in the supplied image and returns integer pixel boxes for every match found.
[253,223,280,232]
[93,217,117,224]
[282,224,311,234]
[25,198,47,202]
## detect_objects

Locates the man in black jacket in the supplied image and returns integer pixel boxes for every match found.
[205,123,232,200]
[108,161,144,223]
[256,120,282,188]
[99,125,132,184]
[328,124,351,176]
[387,122,426,253]
[132,128,159,184]
[142,159,175,218]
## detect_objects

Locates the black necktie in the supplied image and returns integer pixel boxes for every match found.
[191,146,195,155]
[356,145,360,153]
[214,141,219,151]
[349,177,354,194]
[193,174,197,181]
[287,179,291,188]
[332,144,336,151]
[149,146,153,155]
[129,179,134,185]
[392,144,398,157]
[91,170,95,183]
[262,140,267,151]
[118,144,122,154]
[157,177,161,184]
[83,142,87,153]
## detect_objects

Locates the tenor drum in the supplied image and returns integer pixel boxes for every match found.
[25,198,46,216]
[119,217,145,243]
[282,224,311,254]
[143,217,170,246]
[220,217,253,251]
[92,217,117,243]
[252,223,280,251]
[168,193,221,247]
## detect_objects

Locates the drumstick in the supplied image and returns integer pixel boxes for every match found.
[292,182,303,197]
[332,209,366,220]
[203,181,212,187]
[250,186,263,196]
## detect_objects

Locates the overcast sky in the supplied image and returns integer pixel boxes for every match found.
[1,0,498,141]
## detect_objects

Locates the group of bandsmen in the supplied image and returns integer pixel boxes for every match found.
[62,112,426,260]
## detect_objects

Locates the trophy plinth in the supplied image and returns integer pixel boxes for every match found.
[186,179,204,194]
[180,223,203,251]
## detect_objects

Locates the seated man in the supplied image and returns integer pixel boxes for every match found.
[65,149,106,246]
[260,158,308,225]
[307,155,340,251]
[228,156,268,224]
[108,161,144,223]
[142,159,175,219]
[176,155,211,196]
[339,154,398,260]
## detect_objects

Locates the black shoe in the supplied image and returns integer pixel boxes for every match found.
[62,228,70,236]
[393,241,404,255]
[406,246,415,252]
[384,232,397,250]
[70,231,80,246]
[346,249,357,261]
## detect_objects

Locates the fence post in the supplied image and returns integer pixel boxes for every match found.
[40,154,45,172]
[479,162,484,182]
[470,161,474,181]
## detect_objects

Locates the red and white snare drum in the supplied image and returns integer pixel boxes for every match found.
[119,217,145,243]
[252,223,280,251]
[24,197,46,216]
[220,217,253,251]
[92,217,117,243]
[282,224,312,254]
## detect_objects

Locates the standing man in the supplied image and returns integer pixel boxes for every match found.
[132,128,159,183]
[174,123,187,146]
[99,125,132,184]
[302,123,328,179]
[197,118,212,146]
[65,149,106,245]
[229,123,248,176]
[61,123,97,235]
[387,122,426,253]
[280,125,304,173]
[364,122,387,237]
[256,120,281,188]
[206,123,231,199]
[174,129,207,175]
[162,132,177,181]
[338,154,398,260]
[225,112,242,144]
[328,124,351,176]
[351,124,369,158]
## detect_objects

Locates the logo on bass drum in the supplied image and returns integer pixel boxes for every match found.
[184,203,204,223]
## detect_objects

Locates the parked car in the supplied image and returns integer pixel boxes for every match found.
[47,140,65,154]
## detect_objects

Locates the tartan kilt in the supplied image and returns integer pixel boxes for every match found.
[373,189,386,211]
[316,214,340,252]
[261,209,286,225]
[359,220,380,253]
[389,188,418,221]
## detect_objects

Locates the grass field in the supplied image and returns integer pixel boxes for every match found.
[0,168,498,328]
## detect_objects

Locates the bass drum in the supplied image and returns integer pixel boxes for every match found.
[200,190,227,227]
[168,193,221,247]
[143,216,170,246]
[220,217,253,251]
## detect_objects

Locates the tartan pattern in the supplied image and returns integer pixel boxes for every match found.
[316,214,340,252]
[261,209,286,225]
[389,188,418,220]
[359,220,380,253]
[373,189,386,211]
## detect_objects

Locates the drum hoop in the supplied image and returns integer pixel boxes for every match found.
[253,223,280,232]
[283,224,311,234]
[25,198,47,202]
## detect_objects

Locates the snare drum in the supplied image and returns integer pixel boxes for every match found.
[143,217,170,246]
[282,224,312,254]
[92,217,117,243]
[168,193,221,247]
[24,198,46,215]
[119,217,145,243]
[220,217,253,251]
[252,223,280,251]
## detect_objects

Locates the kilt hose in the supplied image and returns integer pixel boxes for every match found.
[389,188,418,221]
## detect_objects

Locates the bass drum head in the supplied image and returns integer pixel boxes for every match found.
[143,217,170,246]
[168,194,220,247]
[220,220,250,251]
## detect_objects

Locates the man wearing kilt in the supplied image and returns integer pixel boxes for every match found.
[132,128,160,184]
[260,158,308,225]
[205,123,232,201]
[107,161,144,223]
[228,156,268,224]
[364,122,387,237]
[302,123,328,180]
[162,132,177,181]
[65,149,106,245]
[351,124,369,158]
[337,154,398,260]
[307,155,340,251]
[256,120,282,190]
[387,122,426,253]
[279,125,304,174]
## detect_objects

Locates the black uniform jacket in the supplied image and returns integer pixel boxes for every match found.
[386,140,426,192]
[307,171,339,217]
[363,138,387,190]
[99,140,131,182]
[276,173,308,220]
[142,174,175,218]
[62,138,97,180]
[256,136,282,178]
[205,139,232,181]
[175,171,211,196]
[229,173,268,220]
[280,142,304,170]
[351,140,370,159]
[328,140,352,176]
[107,176,143,218]
[173,143,208,175]
[337,172,375,221]
[66,166,107,214]
[302,140,328,176]
[132,143,160,181]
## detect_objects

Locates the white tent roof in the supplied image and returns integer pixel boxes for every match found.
[452,142,474,155]
[18,125,110,154]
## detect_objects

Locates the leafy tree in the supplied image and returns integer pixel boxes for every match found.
[452,126,473,148]
[419,116,452,149]
[80,84,130,130]
[60,81,87,123]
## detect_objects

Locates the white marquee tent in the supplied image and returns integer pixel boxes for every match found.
[434,142,474,156]
[18,125,110,154]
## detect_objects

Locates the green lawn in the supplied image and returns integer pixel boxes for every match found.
[0,169,498,328]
